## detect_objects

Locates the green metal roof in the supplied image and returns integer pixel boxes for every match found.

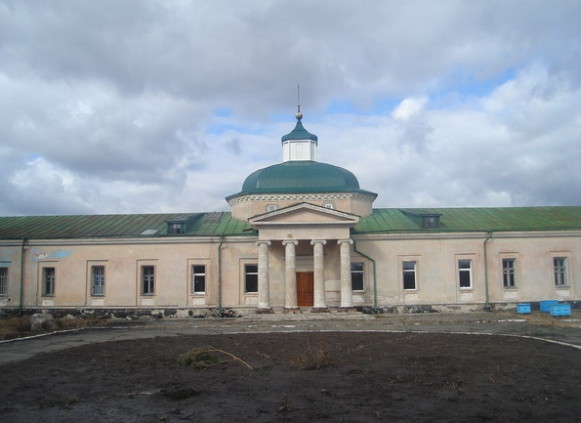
[281,118,318,143]
[0,212,253,240]
[0,207,579,240]
[353,207,581,234]
[227,161,378,200]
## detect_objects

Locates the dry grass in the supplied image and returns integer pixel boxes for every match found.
[0,316,108,340]
[289,340,335,370]
[519,310,580,328]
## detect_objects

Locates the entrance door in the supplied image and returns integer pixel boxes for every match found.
[296,271,314,307]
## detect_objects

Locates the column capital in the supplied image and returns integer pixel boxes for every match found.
[310,239,327,246]
[282,239,299,246]
[337,238,353,246]
[255,240,272,247]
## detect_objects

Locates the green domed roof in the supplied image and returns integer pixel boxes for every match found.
[281,119,318,143]
[227,161,376,199]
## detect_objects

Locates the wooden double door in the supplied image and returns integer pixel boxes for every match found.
[296,271,314,307]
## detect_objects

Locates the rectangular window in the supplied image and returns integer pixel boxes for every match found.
[141,265,155,295]
[0,267,7,296]
[43,267,55,296]
[91,266,105,296]
[351,262,364,291]
[554,257,568,286]
[192,265,206,293]
[458,259,472,289]
[244,264,258,293]
[403,261,417,290]
[502,258,516,288]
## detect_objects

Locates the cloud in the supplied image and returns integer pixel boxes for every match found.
[1,1,581,215]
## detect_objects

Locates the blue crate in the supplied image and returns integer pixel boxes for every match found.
[516,303,531,314]
[540,300,560,312]
[550,303,571,317]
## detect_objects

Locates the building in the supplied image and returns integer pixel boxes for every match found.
[0,112,580,317]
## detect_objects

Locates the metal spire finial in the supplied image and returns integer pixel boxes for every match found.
[296,84,303,120]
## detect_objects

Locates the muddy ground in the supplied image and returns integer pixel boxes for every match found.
[0,331,579,422]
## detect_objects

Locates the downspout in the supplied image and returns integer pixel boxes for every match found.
[352,240,378,313]
[483,231,493,311]
[217,238,224,317]
[19,239,27,317]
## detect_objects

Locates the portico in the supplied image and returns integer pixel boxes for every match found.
[249,202,360,312]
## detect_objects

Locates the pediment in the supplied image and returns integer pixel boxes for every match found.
[249,202,359,227]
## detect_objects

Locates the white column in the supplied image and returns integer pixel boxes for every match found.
[338,239,354,309]
[283,239,299,309]
[256,240,272,311]
[310,239,327,309]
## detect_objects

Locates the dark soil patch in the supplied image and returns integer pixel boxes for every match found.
[0,332,579,422]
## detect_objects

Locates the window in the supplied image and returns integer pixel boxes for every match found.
[244,264,258,293]
[351,262,364,291]
[0,267,7,296]
[43,267,56,296]
[91,266,105,296]
[502,258,516,288]
[323,202,334,210]
[421,214,441,228]
[554,257,568,286]
[266,204,278,212]
[141,265,155,295]
[403,261,417,290]
[458,259,472,289]
[168,222,184,234]
[192,265,206,293]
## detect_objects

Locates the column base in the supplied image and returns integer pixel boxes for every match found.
[310,307,330,313]
[283,307,301,314]
[256,307,274,314]
[338,306,356,312]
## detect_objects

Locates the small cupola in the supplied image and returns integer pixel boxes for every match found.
[281,107,318,162]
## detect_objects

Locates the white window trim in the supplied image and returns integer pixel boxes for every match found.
[88,261,108,297]
[551,252,571,289]
[0,264,9,296]
[39,263,57,297]
[240,259,259,296]
[456,255,475,291]
[400,256,420,292]
[500,254,519,290]
[189,260,209,295]
[350,261,365,292]
[137,260,157,297]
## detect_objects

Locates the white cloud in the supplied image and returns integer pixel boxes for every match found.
[1,0,581,215]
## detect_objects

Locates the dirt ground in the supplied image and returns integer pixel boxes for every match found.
[0,331,579,422]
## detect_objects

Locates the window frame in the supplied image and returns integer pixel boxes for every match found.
[351,262,364,291]
[553,257,568,287]
[0,266,8,296]
[244,263,258,293]
[141,265,156,296]
[91,265,106,297]
[502,258,517,289]
[458,258,473,290]
[192,264,206,294]
[266,204,278,213]
[42,267,56,297]
[402,260,418,291]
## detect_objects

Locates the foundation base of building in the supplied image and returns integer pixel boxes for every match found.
[283,307,301,313]
[338,306,356,312]
[256,307,274,314]
[310,307,330,313]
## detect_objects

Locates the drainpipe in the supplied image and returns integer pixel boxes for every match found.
[483,231,493,311]
[217,238,224,317]
[19,239,27,317]
[352,240,378,313]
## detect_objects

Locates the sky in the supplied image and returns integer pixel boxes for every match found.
[1,0,581,216]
